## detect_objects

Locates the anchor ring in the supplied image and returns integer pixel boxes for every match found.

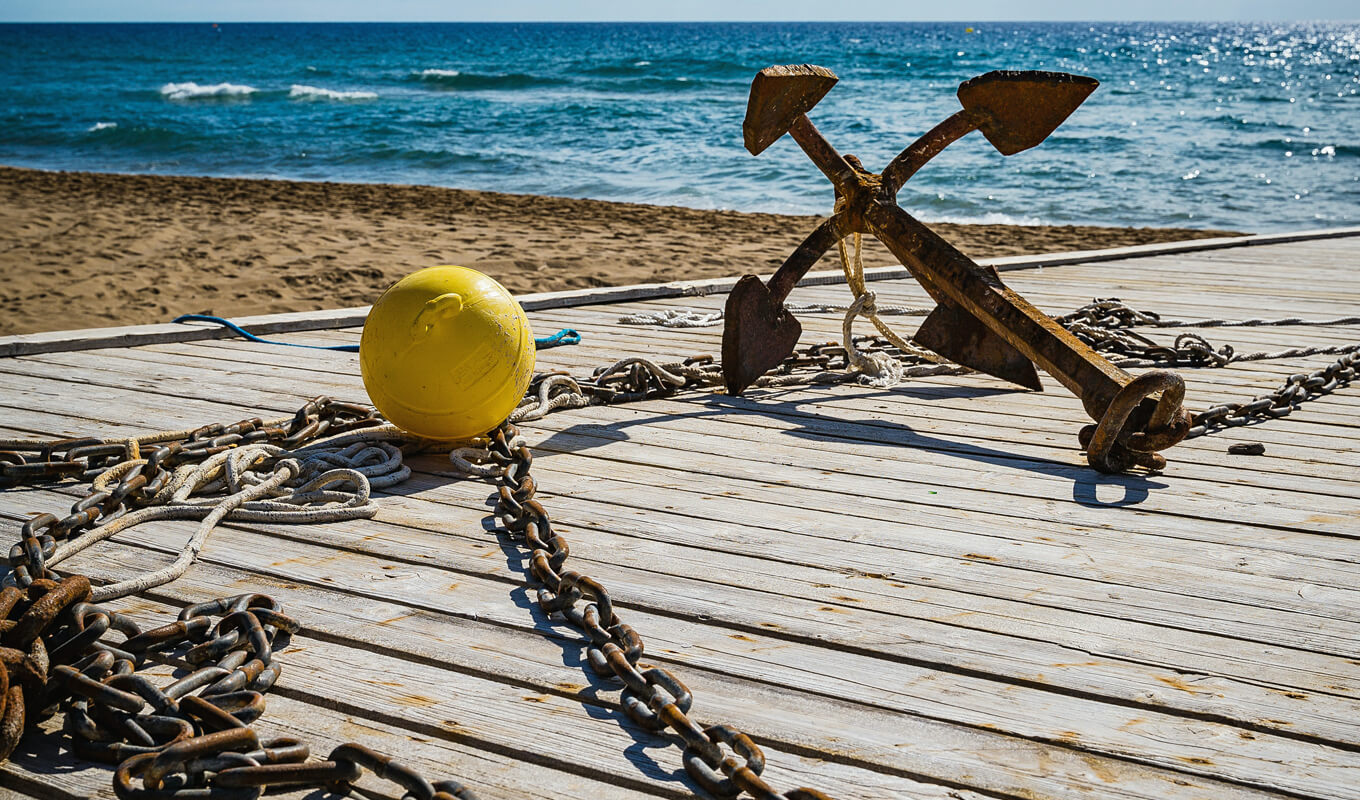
[1086,370,1190,473]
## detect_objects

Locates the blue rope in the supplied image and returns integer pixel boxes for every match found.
[173,314,580,352]
[173,315,360,352]
[535,328,581,349]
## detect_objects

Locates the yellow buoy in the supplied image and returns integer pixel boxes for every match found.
[360,265,535,440]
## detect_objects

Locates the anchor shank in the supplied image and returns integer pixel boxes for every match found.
[880,109,980,197]
[864,200,1129,420]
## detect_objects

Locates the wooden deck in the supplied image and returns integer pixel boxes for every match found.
[1,231,1358,799]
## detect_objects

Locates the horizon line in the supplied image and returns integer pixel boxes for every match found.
[4,18,1356,24]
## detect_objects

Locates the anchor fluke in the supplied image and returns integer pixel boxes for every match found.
[958,70,1098,155]
[743,64,839,155]
[914,301,1043,391]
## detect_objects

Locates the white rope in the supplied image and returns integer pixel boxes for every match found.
[841,292,904,387]
[831,225,952,388]
[48,430,412,602]
[449,434,527,477]
[618,308,724,328]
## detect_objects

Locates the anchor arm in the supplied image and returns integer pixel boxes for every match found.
[719,216,843,396]
[766,216,843,303]
[880,109,980,197]
[787,115,858,194]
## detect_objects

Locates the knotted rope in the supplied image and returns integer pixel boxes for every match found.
[833,225,949,387]
[41,429,410,602]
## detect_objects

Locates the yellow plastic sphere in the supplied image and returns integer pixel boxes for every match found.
[360,266,535,440]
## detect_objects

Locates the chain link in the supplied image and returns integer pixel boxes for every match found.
[1,398,478,799]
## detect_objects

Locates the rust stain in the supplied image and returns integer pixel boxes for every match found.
[1154,675,1205,694]
[1239,731,1256,740]
[759,622,781,629]
[730,634,755,642]
[396,694,437,707]
[1266,719,1294,726]
[963,553,997,561]
[1080,754,1119,783]
[831,595,862,603]
[378,613,415,626]
[554,682,583,692]
[1275,690,1309,700]
[817,606,849,614]
[522,695,548,704]
[1052,661,1103,668]
[1178,756,1213,766]
[1304,514,1345,525]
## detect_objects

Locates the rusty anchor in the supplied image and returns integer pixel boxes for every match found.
[722,64,1191,472]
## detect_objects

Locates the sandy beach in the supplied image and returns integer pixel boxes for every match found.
[0,166,1241,336]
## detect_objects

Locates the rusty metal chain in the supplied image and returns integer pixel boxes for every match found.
[512,335,966,423]
[1059,298,1360,368]
[0,398,478,800]
[1186,349,1358,437]
[1055,298,1360,438]
[465,423,833,800]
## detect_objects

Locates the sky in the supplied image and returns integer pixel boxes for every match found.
[3,1,1357,23]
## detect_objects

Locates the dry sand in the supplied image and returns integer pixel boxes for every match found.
[0,166,1242,336]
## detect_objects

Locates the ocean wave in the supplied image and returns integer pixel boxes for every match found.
[409,69,567,90]
[160,81,258,100]
[917,210,1047,227]
[88,121,118,132]
[289,84,378,101]
[74,123,203,149]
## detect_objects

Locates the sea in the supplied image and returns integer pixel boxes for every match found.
[1,21,1357,231]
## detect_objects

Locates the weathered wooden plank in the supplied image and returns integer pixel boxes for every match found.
[7,341,1358,515]
[2,232,1358,800]
[15,341,1360,490]
[127,336,1360,473]
[7,480,1359,759]
[24,512,1349,800]
[2,689,654,800]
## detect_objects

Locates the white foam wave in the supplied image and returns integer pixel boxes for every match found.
[289,84,378,101]
[918,211,1046,227]
[419,69,461,78]
[88,121,118,132]
[161,81,258,100]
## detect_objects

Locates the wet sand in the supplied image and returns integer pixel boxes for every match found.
[0,166,1242,335]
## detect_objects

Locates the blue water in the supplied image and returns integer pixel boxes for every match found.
[2,22,1357,231]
